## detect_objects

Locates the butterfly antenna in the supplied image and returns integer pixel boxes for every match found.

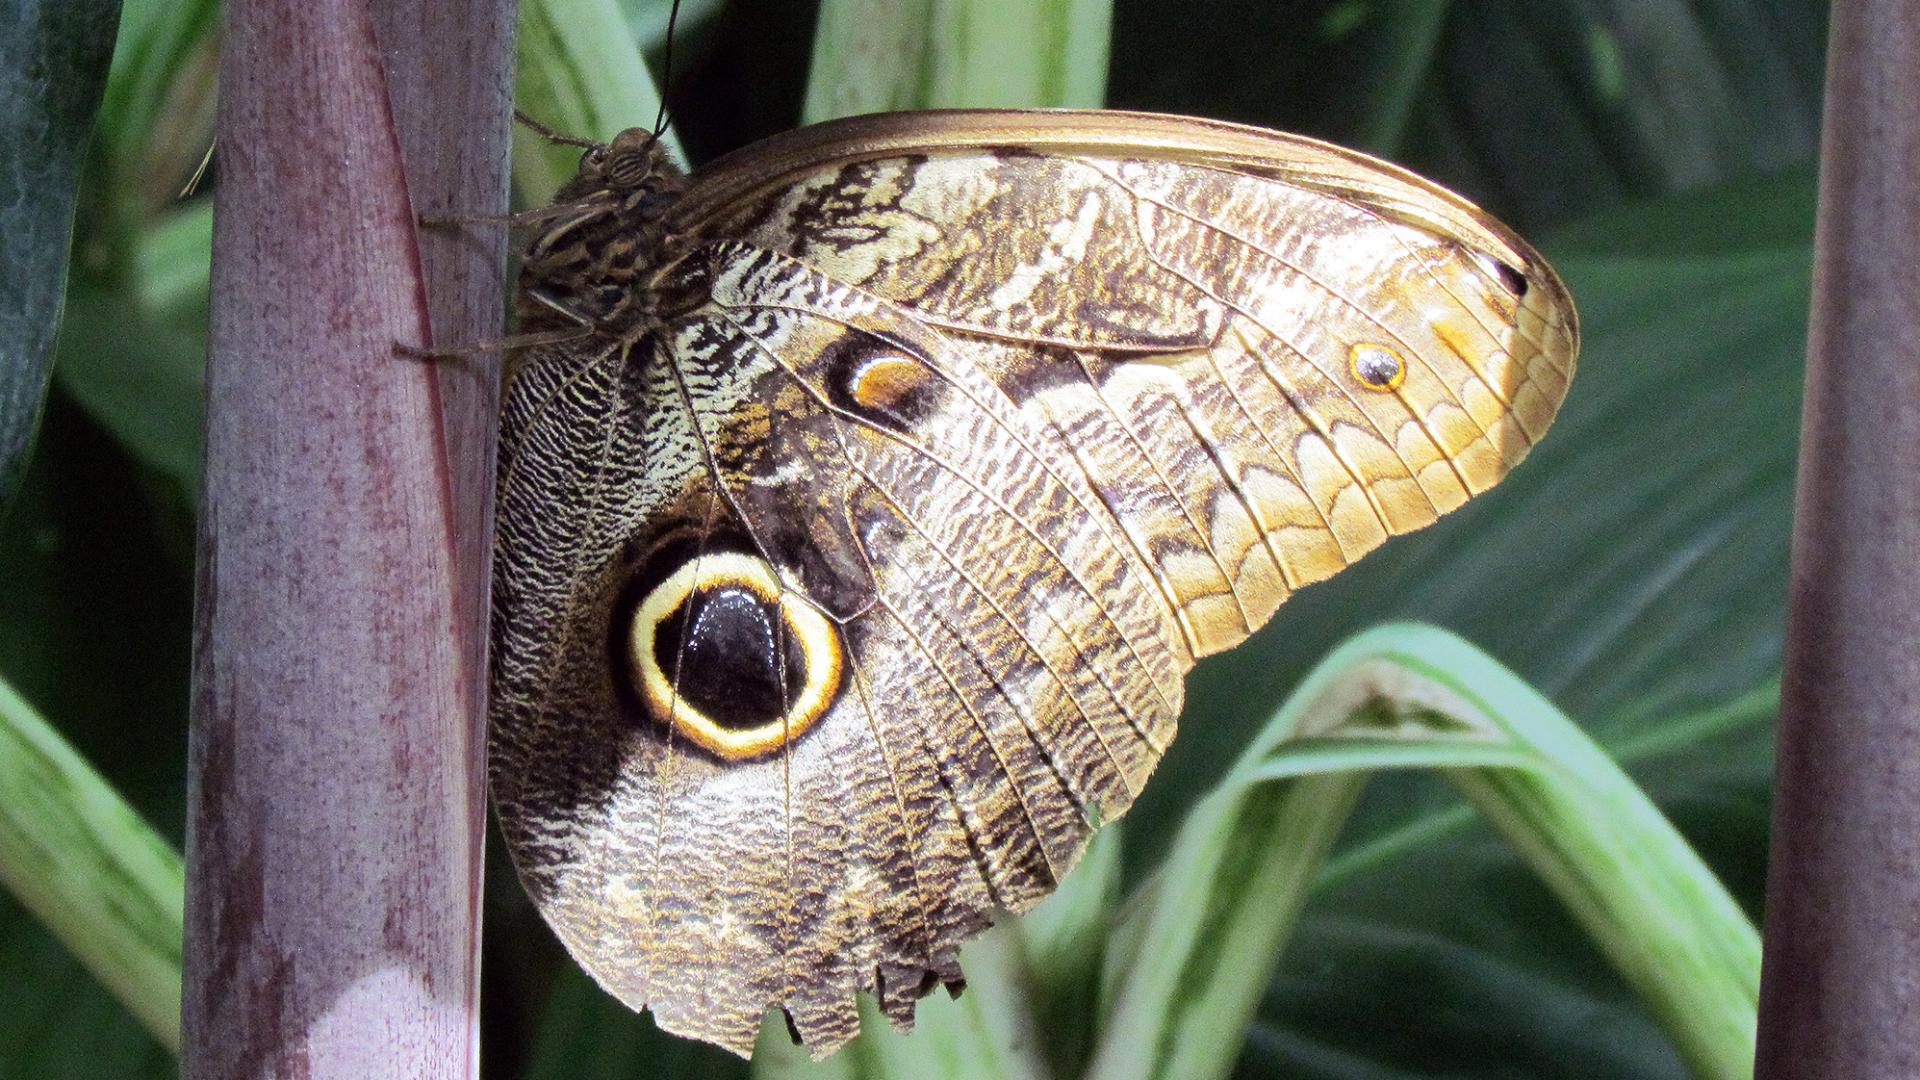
[514,108,600,150]
[649,0,684,141]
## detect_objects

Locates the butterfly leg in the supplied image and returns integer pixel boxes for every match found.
[394,326,592,362]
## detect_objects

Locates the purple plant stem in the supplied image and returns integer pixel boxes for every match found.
[180,0,510,1072]
[1755,1,1920,1076]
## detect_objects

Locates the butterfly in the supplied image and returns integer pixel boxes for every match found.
[487,108,1578,1058]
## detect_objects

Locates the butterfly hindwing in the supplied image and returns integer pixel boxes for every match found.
[489,110,1578,1058]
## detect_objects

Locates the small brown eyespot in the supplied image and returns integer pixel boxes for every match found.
[1348,343,1407,391]
[821,333,941,433]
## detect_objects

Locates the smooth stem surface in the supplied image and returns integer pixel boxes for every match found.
[1756,0,1920,1074]
[180,0,506,1072]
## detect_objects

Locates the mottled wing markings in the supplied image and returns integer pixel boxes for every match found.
[717,318,1151,811]
[1102,162,1487,530]
[490,115,1577,1060]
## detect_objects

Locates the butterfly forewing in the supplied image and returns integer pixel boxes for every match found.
[489,110,1577,1058]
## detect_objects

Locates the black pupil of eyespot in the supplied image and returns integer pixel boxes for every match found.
[1356,350,1400,386]
[653,585,808,730]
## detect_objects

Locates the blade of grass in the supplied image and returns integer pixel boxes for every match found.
[1089,623,1759,1080]
[803,0,1111,123]
[0,676,183,1051]
[1313,675,1781,893]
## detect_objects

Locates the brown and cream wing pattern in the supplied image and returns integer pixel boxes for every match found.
[680,114,1576,657]
[488,110,1577,1060]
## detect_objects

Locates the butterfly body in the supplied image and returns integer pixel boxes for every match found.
[490,110,1577,1057]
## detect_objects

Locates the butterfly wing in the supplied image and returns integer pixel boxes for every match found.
[489,110,1577,1058]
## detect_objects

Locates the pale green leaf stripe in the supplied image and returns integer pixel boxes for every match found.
[1089,623,1760,1080]
[804,0,1111,123]
[513,0,684,201]
[0,676,184,1051]
[1315,676,1780,892]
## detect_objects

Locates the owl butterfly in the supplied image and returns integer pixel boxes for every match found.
[490,109,1577,1058]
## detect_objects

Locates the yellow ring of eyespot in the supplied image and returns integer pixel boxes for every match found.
[626,551,842,760]
[1348,343,1408,391]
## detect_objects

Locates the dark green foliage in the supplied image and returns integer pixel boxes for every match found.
[0,2,1822,1076]
[0,0,124,508]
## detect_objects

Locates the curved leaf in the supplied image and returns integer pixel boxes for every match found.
[1092,626,1758,1080]
[0,675,182,1050]
[0,0,123,510]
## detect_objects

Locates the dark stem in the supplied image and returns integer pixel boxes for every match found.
[179,0,512,1073]
[1754,1,1920,1076]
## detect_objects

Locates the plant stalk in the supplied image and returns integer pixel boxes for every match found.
[179,0,511,1072]
[1755,0,1920,1074]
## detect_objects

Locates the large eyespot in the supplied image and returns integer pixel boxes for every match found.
[1348,343,1407,391]
[624,551,842,760]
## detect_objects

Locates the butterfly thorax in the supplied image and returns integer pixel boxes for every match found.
[518,129,691,337]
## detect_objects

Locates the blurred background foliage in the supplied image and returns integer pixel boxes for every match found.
[0,0,1824,1076]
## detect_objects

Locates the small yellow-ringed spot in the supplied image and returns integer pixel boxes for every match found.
[1348,343,1407,391]
[627,551,842,760]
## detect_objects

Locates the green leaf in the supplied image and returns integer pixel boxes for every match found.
[1108,0,1827,234]
[0,673,183,1051]
[803,0,1111,122]
[53,201,208,494]
[0,396,194,1080]
[514,0,684,202]
[1089,626,1758,1080]
[1015,828,1119,1080]
[0,0,123,509]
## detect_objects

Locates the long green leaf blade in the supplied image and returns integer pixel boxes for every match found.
[803,0,1111,122]
[1091,624,1759,1080]
[0,676,182,1050]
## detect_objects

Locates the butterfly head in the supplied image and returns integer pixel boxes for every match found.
[520,130,691,332]
[567,128,684,200]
